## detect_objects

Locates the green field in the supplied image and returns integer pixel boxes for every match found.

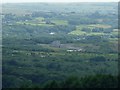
[51,20,68,25]
[16,18,68,26]
[88,24,111,29]
[69,24,112,36]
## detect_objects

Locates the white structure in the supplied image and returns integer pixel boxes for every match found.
[49,32,55,35]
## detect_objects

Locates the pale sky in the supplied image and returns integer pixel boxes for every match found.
[1,0,120,3]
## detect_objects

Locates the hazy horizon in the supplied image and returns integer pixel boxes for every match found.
[2,0,119,3]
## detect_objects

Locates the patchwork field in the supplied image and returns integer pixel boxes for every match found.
[69,24,117,37]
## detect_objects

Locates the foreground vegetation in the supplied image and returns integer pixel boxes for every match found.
[19,74,118,88]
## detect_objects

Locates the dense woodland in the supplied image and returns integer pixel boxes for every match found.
[1,2,119,88]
